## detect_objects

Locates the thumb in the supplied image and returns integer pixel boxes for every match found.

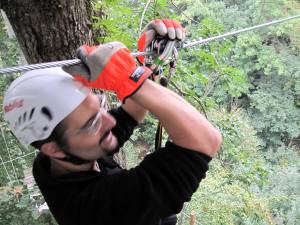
[62,62,91,80]
[76,45,96,66]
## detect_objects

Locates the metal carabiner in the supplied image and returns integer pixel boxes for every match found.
[145,37,178,66]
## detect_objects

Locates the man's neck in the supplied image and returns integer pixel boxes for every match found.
[50,157,95,177]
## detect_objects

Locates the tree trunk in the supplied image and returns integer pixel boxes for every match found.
[0,0,93,64]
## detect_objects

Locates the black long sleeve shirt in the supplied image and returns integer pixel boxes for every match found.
[33,107,211,225]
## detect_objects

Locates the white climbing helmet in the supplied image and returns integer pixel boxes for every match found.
[3,67,91,147]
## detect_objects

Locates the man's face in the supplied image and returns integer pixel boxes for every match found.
[62,92,118,161]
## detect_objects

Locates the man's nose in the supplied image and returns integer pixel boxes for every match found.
[98,111,116,133]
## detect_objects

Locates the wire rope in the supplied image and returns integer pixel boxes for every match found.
[0,14,299,74]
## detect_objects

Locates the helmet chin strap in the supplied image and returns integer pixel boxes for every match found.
[58,151,94,165]
[56,143,121,165]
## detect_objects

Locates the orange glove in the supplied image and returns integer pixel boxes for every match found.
[137,19,185,67]
[64,42,152,102]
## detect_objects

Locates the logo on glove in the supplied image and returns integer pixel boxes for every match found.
[130,67,145,82]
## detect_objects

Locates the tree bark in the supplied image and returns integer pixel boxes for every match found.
[0,0,93,64]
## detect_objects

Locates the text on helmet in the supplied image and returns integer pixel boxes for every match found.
[4,100,24,113]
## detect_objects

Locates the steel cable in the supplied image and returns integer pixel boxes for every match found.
[0,14,299,75]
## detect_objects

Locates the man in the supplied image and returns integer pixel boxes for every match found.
[3,19,222,225]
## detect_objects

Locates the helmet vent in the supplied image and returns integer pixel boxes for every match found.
[41,107,52,121]
[29,108,35,120]
[23,112,27,122]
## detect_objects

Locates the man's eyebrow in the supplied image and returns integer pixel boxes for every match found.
[80,112,98,130]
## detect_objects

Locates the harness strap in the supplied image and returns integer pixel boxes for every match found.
[155,52,178,150]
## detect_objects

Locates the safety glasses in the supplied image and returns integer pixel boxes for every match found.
[65,94,108,138]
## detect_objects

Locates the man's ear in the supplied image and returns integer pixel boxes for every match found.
[40,142,66,159]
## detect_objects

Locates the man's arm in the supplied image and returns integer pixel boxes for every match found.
[121,98,147,123]
[64,36,221,155]
[131,80,222,156]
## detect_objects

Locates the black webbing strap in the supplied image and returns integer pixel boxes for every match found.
[155,60,177,150]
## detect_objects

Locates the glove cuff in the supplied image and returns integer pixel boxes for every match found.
[118,66,152,102]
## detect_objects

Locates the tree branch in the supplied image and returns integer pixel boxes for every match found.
[139,0,153,33]
[169,80,208,118]
[170,0,199,24]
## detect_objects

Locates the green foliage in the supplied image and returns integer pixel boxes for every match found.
[0,182,57,225]
[0,14,57,224]
[92,0,139,47]
[0,14,27,185]
[261,147,300,225]
[249,76,300,148]
[92,0,178,48]
[173,18,250,107]
[0,19,20,67]
[185,109,273,225]
[185,109,300,225]
[164,0,299,223]
[234,35,286,76]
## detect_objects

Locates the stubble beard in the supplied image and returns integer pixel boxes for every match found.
[99,133,119,155]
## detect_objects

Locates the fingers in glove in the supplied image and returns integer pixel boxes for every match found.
[172,20,184,40]
[145,19,168,36]
[142,19,185,40]
[162,19,176,40]
[151,19,184,40]
[89,42,125,80]
[76,45,96,66]
[79,42,127,82]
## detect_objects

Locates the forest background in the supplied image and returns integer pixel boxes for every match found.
[0,0,299,224]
